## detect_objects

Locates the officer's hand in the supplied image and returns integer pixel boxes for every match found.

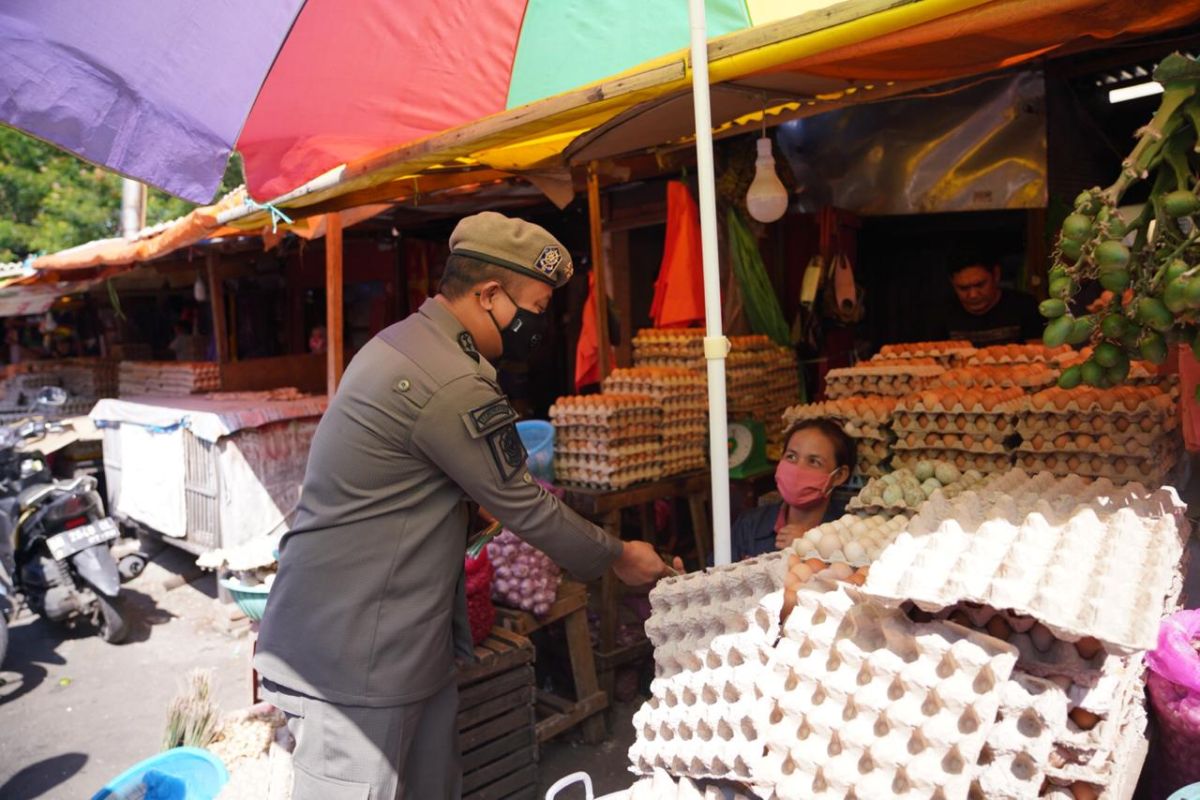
[612,541,682,587]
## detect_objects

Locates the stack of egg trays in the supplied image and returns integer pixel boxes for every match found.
[631,553,787,783]
[1013,387,1179,485]
[549,393,664,489]
[825,363,946,399]
[873,340,977,369]
[603,367,708,476]
[862,469,1188,797]
[627,769,758,800]
[890,391,1025,476]
[756,581,1020,800]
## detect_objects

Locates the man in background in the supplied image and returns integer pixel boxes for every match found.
[942,252,1042,346]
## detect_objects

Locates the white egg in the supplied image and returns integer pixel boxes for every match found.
[817,532,842,559]
[843,541,867,562]
[803,528,824,545]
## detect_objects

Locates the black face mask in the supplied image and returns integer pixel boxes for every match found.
[488,289,548,362]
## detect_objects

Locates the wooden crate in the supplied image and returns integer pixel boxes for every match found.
[459,627,538,800]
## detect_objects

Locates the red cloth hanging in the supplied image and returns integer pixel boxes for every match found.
[650,181,706,328]
[574,272,614,390]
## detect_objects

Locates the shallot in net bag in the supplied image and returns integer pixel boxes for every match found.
[1147,609,1200,793]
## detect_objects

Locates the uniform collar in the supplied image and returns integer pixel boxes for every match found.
[418,297,497,381]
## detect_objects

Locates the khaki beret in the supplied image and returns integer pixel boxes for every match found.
[449,211,574,288]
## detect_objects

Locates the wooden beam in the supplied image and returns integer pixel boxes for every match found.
[325,213,345,396]
[206,251,229,364]
[587,163,613,382]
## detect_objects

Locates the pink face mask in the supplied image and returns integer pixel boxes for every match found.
[775,460,836,509]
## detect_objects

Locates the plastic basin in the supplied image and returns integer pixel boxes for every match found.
[219,578,271,622]
[517,420,555,483]
[91,747,228,800]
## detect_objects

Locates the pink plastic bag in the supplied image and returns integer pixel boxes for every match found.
[1147,610,1200,793]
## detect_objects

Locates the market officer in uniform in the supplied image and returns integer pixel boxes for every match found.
[255,212,677,800]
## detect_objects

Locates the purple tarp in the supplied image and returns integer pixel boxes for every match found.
[0,0,304,203]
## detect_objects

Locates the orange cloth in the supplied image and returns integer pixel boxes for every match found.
[650,181,706,329]
[575,272,614,390]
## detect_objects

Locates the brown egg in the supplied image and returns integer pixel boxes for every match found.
[1054,434,1071,449]
[1031,434,1046,450]
[1066,455,1082,471]
[986,615,1013,641]
[805,558,827,573]
[1114,417,1131,433]
[949,610,971,627]
[1054,393,1071,411]
[1069,708,1101,731]
[955,416,968,431]
[1075,637,1103,659]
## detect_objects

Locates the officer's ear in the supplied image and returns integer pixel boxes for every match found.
[474,281,503,311]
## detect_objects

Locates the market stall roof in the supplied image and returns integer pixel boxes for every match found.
[12,0,1200,277]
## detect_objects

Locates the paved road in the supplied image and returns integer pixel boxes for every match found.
[0,548,250,800]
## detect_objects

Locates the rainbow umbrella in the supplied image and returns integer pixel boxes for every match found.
[0,0,784,204]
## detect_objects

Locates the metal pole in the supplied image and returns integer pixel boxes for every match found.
[687,0,732,566]
[587,163,613,381]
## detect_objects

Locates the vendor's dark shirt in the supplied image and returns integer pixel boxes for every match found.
[730,499,846,562]
[942,289,1042,347]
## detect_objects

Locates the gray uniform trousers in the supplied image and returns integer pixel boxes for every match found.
[262,678,462,800]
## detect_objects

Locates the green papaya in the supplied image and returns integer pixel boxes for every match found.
[1057,364,1083,389]
[1135,297,1174,332]
[1080,359,1106,387]
[1039,299,1067,319]
[1140,331,1169,364]
[1061,214,1093,242]
[1099,269,1130,293]
[1067,316,1094,346]
[1163,190,1200,218]
[1095,241,1131,271]
[1093,341,1122,367]
[1042,316,1074,348]
[1100,314,1128,339]
[1060,237,1083,262]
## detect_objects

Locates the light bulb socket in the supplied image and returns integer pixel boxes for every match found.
[756,137,774,159]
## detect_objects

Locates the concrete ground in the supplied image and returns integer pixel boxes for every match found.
[0,546,250,800]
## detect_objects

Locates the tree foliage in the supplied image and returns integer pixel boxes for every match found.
[0,126,244,262]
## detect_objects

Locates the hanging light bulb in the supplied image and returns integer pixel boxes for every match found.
[745,137,789,223]
[193,274,208,303]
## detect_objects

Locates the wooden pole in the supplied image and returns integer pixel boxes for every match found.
[206,251,228,364]
[587,163,613,381]
[325,213,345,396]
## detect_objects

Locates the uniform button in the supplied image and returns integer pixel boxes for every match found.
[522,472,534,484]
[396,379,411,392]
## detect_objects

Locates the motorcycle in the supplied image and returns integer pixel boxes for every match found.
[0,389,128,666]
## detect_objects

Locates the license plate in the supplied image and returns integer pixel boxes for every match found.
[47,518,119,561]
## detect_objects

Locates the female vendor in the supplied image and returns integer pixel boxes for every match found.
[730,418,855,561]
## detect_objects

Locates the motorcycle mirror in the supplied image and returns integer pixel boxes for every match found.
[34,387,67,408]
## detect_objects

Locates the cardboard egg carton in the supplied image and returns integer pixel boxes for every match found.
[555,451,662,470]
[875,340,976,364]
[971,672,1068,800]
[1014,430,1175,460]
[555,440,662,459]
[1027,386,1173,417]
[634,556,785,782]
[892,411,1017,436]
[788,515,911,566]
[893,430,1010,455]
[1012,451,1174,486]
[825,368,945,399]
[782,396,898,443]
[890,449,1013,476]
[554,463,663,489]
[966,344,1072,366]
[896,387,1027,416]
[604,366,707,394]
[931,364,1058,390]
[1015,416,1174,443]
[627,770,756,800]
[1044,681,1149,799]
[862,498,1185,655]
[757,583,1018,800]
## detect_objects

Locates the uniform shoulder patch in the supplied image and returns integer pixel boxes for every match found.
[468,398,518,435]
[488,422,527,482]
[458,331,480,362]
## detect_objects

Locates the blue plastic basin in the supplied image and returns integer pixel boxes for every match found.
[517,420,555,483]
[91,747,228,800]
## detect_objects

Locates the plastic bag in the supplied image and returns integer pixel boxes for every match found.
[1147,609,1200,793]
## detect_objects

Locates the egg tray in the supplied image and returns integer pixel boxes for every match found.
[971,672,1068,800]
[895,388,1027,416]
[1013,433,1175,461]
[1015,418,1175,444]
[627,770,758,800]
[965,344,1073,366]
[931,365,1059,391]
[1012,452,1175,486]
[1016,411,1176,437]
[555,451,662,469]
[892,431,1011,455]
[890,450,1014,475]
[892,411,1017,435]
[556,441,662,459]
[757,583,1019,800]
[555,465,664,490]
[1043,684,1149,798]
[1026,387,1174,417]
[875,340,976,360]
[862,497,1185,655]
[826,378,941,399]
[550,409,663,426]
[788,515,912,567]
[858,462,889,480]
[554,422,663,439]
[783,396,899,426]
[662,457,708,477]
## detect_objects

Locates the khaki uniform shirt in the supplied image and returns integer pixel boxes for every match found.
[254,298,622,707]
